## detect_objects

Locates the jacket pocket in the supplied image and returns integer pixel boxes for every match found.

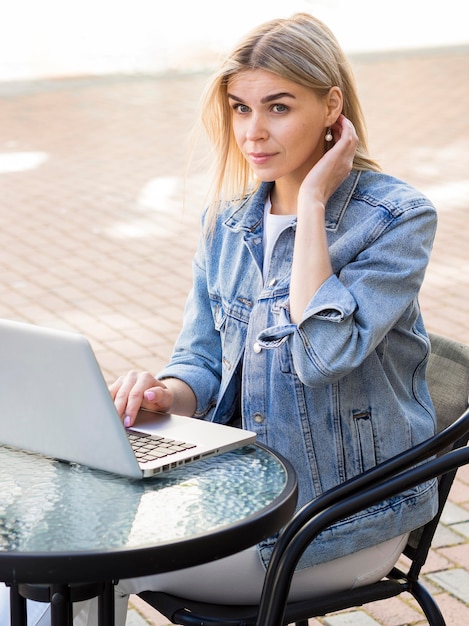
[209,296,227,332]
[352,410,377,472]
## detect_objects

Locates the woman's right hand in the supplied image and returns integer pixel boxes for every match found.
[109,371,174,428]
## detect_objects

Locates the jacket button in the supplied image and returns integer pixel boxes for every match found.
[268,278,276,287]
[253,342,262,353]
[253,412,265,424]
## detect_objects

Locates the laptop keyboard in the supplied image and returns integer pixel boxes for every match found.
[127,430,197,463]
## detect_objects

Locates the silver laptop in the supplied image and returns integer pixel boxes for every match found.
[0,318,255,479]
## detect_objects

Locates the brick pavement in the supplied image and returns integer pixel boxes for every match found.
[1,45,469,625]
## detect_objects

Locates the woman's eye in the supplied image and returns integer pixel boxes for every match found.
[233,103,250,114]
[272,103,288,113]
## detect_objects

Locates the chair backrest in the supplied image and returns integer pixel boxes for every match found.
[427,333,469,438]
[405,333,469,559]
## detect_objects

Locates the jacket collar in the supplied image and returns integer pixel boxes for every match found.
[224,171,361,234]
[224,182,273,234]
[325,170,361,231]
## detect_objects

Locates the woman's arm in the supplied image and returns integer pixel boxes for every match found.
[109,221,223,427]
[290,115,358,323]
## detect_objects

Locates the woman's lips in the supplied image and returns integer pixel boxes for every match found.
[249,152,277,165]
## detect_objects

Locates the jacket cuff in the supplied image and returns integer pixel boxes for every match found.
[257,274,356,346]
[157,364,218,418]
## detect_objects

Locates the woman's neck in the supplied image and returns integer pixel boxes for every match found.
[270,183,299,216]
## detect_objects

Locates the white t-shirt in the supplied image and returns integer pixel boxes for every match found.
[262,196,295,282]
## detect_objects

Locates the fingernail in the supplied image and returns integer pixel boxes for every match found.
[124,416,131,428]
[144,390,156,401]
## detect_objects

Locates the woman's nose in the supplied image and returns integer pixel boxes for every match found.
[246,115,268,141]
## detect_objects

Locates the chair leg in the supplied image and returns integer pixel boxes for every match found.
[411,582,446,626]
[295,621,309,626]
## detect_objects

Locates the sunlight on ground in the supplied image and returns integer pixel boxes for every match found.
[0,151,48,173]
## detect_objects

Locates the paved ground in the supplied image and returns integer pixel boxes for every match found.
[1,45,469,625]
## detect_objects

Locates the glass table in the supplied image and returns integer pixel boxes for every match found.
[0,441,297,625]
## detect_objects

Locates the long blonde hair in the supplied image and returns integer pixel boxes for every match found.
[198,12,380,226]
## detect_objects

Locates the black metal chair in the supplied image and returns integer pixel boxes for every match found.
[138,333,469,626]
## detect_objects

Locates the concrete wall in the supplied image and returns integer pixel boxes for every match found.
[1,0,468,82]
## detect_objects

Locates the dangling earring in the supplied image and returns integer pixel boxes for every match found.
[325,127,333,142]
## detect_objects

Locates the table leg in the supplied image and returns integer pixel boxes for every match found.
[50,585,72,626]
[11,580,115,625]
[9,585,27,626]
[98,581,115,626]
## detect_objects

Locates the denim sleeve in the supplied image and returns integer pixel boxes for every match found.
[157,239,222,418]
[257,201,437,386]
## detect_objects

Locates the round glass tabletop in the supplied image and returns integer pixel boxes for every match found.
[0,443,297,583]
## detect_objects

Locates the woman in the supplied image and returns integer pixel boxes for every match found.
[106,10,438,620]
[4,11,439,625]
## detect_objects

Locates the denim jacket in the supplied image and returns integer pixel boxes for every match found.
[159,170,439,568]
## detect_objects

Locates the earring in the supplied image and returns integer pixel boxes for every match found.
[325,127,333,142]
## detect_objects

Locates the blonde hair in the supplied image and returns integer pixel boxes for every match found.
[198,12,380,226]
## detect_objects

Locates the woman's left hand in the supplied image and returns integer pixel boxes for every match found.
[299,114,358,208]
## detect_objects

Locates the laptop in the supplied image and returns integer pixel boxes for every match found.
[0,318,256,479]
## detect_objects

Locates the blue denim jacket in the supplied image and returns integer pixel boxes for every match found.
[159,170,439,568]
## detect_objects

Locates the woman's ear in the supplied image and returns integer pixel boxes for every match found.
[325,86,343,125]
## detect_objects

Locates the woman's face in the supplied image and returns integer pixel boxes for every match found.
[227,69,331,187]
